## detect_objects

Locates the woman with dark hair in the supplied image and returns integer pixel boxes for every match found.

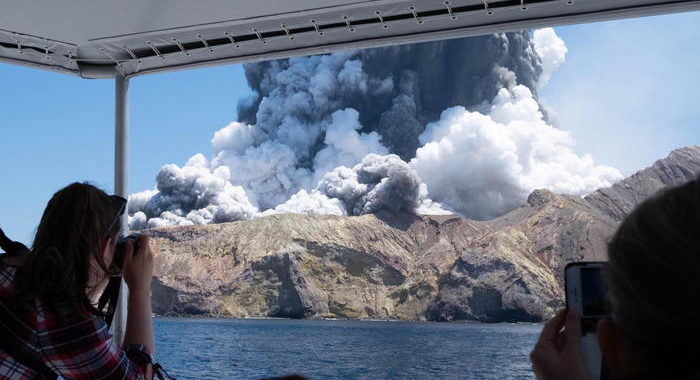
[530,177,700,379]
[0,182,156,379]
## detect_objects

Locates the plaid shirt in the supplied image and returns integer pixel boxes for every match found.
[0,262,152,380]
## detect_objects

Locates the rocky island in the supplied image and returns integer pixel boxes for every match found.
[147,146,700,322]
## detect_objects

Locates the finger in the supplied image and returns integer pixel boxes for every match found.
[136,235,149,249]
[124,240,134,256]
[538,309,567,344]
[145,239,156,258]
[554,329,567,351]
[122,240,135,268]
[136,236,154,259]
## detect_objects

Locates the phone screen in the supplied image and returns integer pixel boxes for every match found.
[581,267,611,318]
[566,263,611,380]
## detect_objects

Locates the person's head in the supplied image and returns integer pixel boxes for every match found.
[14,182,126,316]
[599,176,700,378]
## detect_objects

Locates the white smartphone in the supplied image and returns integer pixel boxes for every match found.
[565,262,611,380]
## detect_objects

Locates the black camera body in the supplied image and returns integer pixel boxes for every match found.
[100,234,142,328]
[113,234,142,271]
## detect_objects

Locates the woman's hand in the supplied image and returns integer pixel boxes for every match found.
[121,235,155,292]
[530,309,588,380]
[122,235,156,362]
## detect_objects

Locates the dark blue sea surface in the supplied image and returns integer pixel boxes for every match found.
[154,318,541,380]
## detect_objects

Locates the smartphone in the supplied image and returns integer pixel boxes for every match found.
[565,262,611,380]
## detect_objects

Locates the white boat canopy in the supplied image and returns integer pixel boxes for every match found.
[2,0,700,79]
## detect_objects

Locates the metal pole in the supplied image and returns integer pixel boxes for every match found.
[114,75,130,346]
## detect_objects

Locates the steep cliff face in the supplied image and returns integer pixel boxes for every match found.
[146,146,700,322]
[425,190,615,322]
[145,193,612,322]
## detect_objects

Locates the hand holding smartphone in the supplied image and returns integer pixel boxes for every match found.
[565,262,612,380]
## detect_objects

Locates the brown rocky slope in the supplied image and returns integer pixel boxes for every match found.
[146,146,700,322]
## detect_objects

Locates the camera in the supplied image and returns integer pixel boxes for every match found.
[112,234,143,271]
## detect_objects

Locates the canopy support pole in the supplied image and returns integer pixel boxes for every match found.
[113,75,130,346]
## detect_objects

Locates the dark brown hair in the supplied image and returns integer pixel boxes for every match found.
[606,176,700,376]
[13,182,123,317]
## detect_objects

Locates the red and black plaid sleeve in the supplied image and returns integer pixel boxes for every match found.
[1,264,152,380]
[37,313,151,380]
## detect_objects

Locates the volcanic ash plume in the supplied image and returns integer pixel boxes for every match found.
[128,28,621,228]
[128,154,257,229]
[266,153,447,217]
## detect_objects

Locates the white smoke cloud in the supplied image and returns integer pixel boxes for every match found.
[206,53,392,210]
[317,154,424,215]
[128,189,158,215]
[267,153,435,216]
[262,189,346,216]
[211,121,258,156]
[533,28,568,87]
[312,109,389,177]
[415,185,454,216]
[128,211,149,230]
[128,28,620,228]
[411,85,622,220]
[128,154,257,228]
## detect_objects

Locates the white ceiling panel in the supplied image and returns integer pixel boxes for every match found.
[1,0,699,78]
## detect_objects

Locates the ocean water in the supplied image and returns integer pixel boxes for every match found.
[154,318,541,380]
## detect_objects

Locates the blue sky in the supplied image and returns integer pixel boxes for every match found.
[1,11,700,244]
[540,11,700,174]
